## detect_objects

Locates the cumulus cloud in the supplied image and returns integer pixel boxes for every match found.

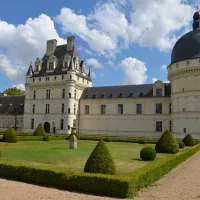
[12,84,25,91]
[0,14,65,81]
[119,57,147,85]
[87,58,102,68]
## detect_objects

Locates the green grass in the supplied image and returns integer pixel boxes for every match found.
[0,140,170,175]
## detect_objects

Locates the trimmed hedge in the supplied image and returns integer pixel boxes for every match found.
[139,139,147,144]
[140,147,156,161]
[84,140,116,175]
[182,134,195,146]
[155,130,179,154]
[0,145,198,197]
[3,127,17,143]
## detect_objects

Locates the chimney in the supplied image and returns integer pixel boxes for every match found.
[46,39,57,56]
[67,36,75,51]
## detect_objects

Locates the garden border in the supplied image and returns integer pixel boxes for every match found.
[0,144,199,198]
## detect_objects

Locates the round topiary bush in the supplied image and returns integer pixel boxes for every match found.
[140,147,156,161]
[178,141,185,149]
[84,140,116,175]
[43,135,50,141]
[139,139,147,144]
[3,126,17,143]
[33,123,45,136]
[155,130,179,154]
[182,134,195,146]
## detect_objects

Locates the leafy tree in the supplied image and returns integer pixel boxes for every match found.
[3,87,24,96]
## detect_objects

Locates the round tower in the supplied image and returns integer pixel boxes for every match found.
[168,9,200,139]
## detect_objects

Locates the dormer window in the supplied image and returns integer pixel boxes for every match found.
[100,94,104,98]
[109,94,113,98]
[156,88,162,97]
[92,94,97,99]
[118,93,123,98]
[129,93,133,97]
[64,62,68,68]
[85,94,88,99]
[139,92,144,97]
[49,62,53,69]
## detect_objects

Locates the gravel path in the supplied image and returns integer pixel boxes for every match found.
[135,151,200,200]
[0,151,200,200]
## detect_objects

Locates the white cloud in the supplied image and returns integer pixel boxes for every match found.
[55,8,116,56]
[55,0,194,55]
[12,84,25,91]
[84,49,93,55]
[87,58,102,68]
[0,14,65,81]
[119,57,147,85]
[152,78,158,83]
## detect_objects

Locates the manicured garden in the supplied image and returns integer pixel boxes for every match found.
[0,126,199,198]
[0,140,169,175]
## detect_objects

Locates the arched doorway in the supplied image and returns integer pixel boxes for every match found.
[44,122,50,133]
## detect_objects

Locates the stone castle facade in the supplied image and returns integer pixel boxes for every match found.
[1,11,200,138]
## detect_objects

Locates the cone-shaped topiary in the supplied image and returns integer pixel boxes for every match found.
[182,134,195,146]
[33,123,45,136]
[3,126,17,143]
[140,147,156,161]
[84,140,116,175]
[155,130,179,154]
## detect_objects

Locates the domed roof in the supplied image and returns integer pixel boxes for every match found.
[171,29,200,64]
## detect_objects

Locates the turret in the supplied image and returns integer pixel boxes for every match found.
[26,63,33,77]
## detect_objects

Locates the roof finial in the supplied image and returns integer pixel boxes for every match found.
[197,1,199,11]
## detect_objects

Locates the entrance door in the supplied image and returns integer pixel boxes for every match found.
[44,122,50,133]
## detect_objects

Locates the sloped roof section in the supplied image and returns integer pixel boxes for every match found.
[0,96,25,115]
[81,83,171,99]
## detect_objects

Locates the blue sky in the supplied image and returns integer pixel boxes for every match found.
[0,0,197,91]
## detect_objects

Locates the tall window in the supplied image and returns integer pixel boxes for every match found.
[32,104,35,114]
[101,105,106,114]
[74,90,77,99]
[61,104,64,114]
[33,78,35,83]
[118,104,123,114]
[169,120,172,132]
[183,128,187,133]
[54,76,56,80]
[46,77,49,81]
[45,104,50,114]
[70,75,72,79]
[33,90,36,100]
[74,104,76,114]
[156,103,162,114]
[156,121,162,132]
[60,119,64,130]
[68,108,70,114]
[64,62,67,68]
[46,89,50,99]
[73,119,76,127]
[169,103,171,114]
[85,105,89,114]
[156,88,162,96]
[39,78,41,82]
[62,88,65,98]
[31,119,34,129]
[69,93,71,98]
[136,104,142,114]
[62,75,64,79]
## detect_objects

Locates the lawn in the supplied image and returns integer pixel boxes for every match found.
[0,140,170,175]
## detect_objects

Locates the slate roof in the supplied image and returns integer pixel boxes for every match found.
[81,83,171,99]
[0,96,25,115]
[31,44,91,80]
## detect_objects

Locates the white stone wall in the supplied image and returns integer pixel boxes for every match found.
[79,97,171,138]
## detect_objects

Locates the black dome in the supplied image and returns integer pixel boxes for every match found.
[171,29,200,64]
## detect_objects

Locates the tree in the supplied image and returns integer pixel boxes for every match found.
[3,87,24,96]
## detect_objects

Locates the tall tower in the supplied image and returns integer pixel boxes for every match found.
[168,8,200,139]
